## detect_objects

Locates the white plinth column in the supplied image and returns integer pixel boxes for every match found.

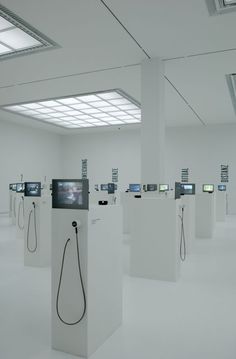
[141,58,165,184]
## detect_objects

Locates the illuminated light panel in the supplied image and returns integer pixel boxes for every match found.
[0,4,56,59]
[2,90,141,129]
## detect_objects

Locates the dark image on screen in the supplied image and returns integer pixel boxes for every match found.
[57,181,83,206]
[52,179,89,210]
[25,182,41,197]
[218,185,226,191]
[129,184,141,192]
[147,184,157,192]
[108,183,115,194]
[101,184,108,191]
[16,183,25,193]
[9,184,12,190]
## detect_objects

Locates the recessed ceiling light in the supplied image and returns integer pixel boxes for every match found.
[1,90,141,129]
[0,4,56,60]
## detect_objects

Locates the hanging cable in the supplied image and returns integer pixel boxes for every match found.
[56,221,86,326]
[13,196,16,218]
[179,206,186,262]
[17,196,24,230]
[26,202,37,253]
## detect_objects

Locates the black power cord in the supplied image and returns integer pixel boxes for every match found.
[56,221,86,326]
[26,202,37,253]
[179,206,186,262]
[17,196,24,230]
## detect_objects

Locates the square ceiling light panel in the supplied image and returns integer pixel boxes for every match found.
[0,4,56,59]
[2,90,141,129]
[206,0,236,15]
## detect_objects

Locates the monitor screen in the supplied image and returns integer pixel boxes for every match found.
[175,182,182,199]
[147,184,157,192]
[100,184,108,191]
[9,184,13,190]
[218,184,226,191]
[24,182,41,197]
[12,184,17,191]
[181,183,196,195]
[129,184,141,192]
[159,184,169,192]
[108,183,115,194]
[203,184,214,193]
[52,179,89,210]
[16,183,25,193]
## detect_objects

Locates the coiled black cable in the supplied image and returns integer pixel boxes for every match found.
[56,223,86,326]
[179,206,186,262]
[26,202,37,253]
[17,197,24,230]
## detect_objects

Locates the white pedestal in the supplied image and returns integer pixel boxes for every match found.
[216,192,226,222]
[24,196,51,267]
[129,198,181,282]
[120,192,140,234]
[11,191,17,225]
[181,195,196,254]
[16,193,24,239]
[51,205,122,357]
[195,194,215,238]
[9,190,13,218]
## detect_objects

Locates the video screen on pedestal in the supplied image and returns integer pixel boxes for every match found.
[100,184,108,191]
[16,183,25,193]
[12,184,17,191]
[108,183,115,194]
[202,184,214,193]
[218,185,226,191]
[147,184,157,192]
[9,184,13,190]
[129,184,141,192]
[175,182,182,199]
[181,183,196,195]
[24,182,41,197]
[52,179,89,210]
[159,184,169,192]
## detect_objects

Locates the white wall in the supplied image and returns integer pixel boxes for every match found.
[0,120,62,213]
[61,124,236,213]
[61,129,141,192]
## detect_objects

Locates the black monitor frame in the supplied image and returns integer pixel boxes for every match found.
[202,184,214,193]
[24,182,41,197]
[181,183,196,195]
[159,184,169,192]
[175,182,182,199]
[129,183,141,193]
[147,184,157,192]
[52,179,89,210]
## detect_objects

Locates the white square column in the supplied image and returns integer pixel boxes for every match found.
[141,58,165,184]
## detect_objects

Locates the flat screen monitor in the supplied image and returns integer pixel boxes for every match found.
[181,183,196,195]
[16,183,25,193]
[218,184,226,191]
[52,179,89,210]
[147,184,157,192]
[203,184,214,193]
[100,184,108,191]
[108,183,115,194]
[12,184,17,191]
[9,184,13,190]
[175,182,182,199]
[129,184,141,192]
[24,182,41,197]
[159,184,169,192]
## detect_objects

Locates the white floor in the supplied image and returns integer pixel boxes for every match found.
[1,215,236,359]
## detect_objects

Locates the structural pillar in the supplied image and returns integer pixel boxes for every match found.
[141,58,165,184]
